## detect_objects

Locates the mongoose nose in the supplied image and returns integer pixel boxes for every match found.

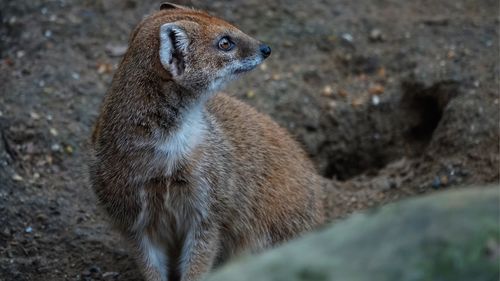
[260,44,271,58]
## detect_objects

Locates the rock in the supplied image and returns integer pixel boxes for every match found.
[206,186,500,281]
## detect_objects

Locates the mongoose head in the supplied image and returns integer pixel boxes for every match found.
[127,3,271,95]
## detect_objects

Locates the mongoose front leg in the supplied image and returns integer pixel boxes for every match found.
[181,225,220,281]
[134,235,168,281]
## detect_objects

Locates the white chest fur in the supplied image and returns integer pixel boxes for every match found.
[156,104,207,176]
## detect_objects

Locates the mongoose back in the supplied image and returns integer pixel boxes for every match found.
[89,3,325,281]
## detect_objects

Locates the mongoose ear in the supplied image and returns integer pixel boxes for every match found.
[160,2,186,10]
[159,22,189,78]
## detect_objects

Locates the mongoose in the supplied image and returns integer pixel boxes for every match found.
[89,3,325,281]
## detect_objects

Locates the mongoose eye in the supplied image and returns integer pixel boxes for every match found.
[218,37,234,51]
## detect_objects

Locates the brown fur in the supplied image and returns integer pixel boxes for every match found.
[89,4,325,281]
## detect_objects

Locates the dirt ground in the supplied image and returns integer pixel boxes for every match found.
[0,0,498,280]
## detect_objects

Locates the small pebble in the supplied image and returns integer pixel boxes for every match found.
[341,33,353,43]
[97,63,113,74]
[338,89,348,98]
[12,174,23,182]
[25,226,33,233]
[351,97,364,107]
[371,95,380,106]
[369,28,384,41]
[89,265,101,273]
[43,87,55,95]
[102,272,119,278]
[105,44,128,57]
[432,177,441,189]
[246,90,255,98]
[26,142,35,154]
[321,85,334,97]
[49,128,58,136]
[369,84,385,95]
[51,143,61,152]
[271,74,281,81]
[30,112,41,120]
[16,50,25,58]
[65,145,74,154]
[328,100,337,108]
[36,213,47,222]
[377,67,386,78]
[440,175,449,186]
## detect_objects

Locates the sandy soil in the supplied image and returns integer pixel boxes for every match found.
[0,0,498,280]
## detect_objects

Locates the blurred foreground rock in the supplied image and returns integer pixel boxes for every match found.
[207,186,500,281]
